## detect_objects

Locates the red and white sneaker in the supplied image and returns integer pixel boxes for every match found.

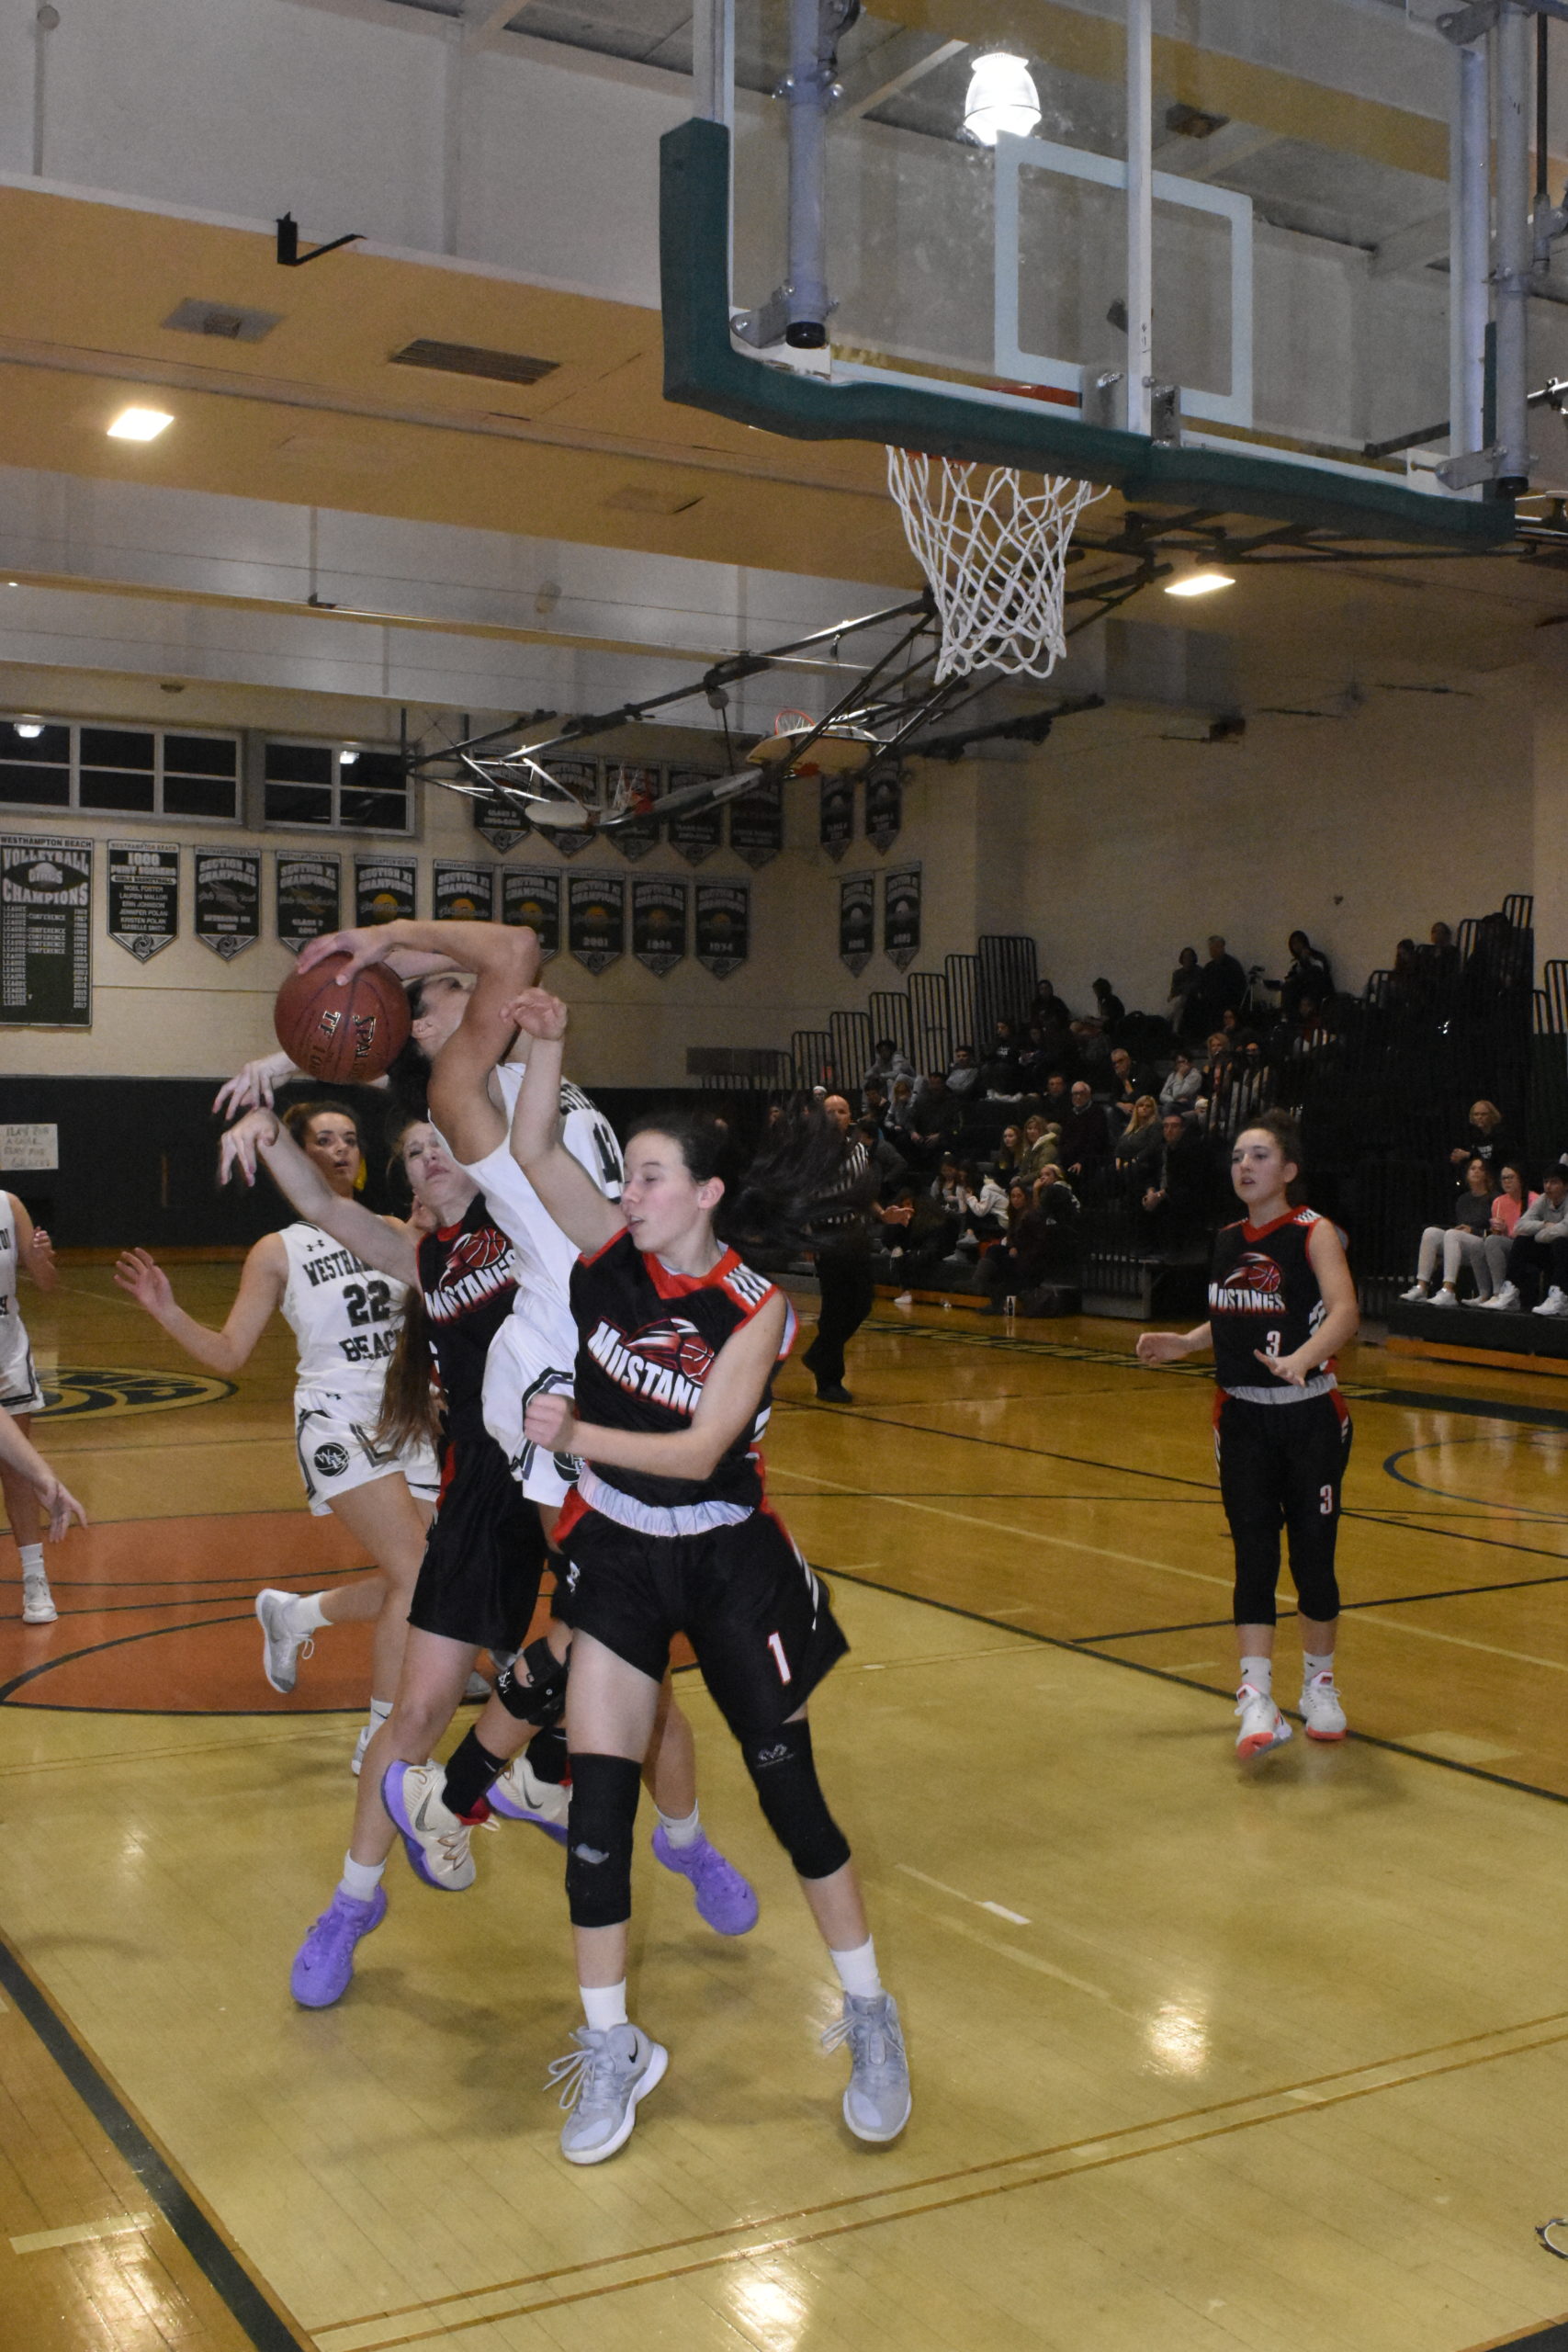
[1235,1683,1292,1759]
[1300,1672,1348,1741]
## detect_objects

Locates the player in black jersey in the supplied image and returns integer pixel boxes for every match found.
[1136,1111,1360,1759]
[503,985,911,2166]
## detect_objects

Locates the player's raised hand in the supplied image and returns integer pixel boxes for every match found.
[524,1388,577,1453]
[502,987,569,1041]
[296,926,388,981]
[212,1050,293,1119]
[1135,1330,1190,1366]
[113,1248,175,1319]
[219,1110,280,1189]
[34,1468,86,1541]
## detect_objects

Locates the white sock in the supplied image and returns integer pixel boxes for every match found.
[829,1937,883,2000]
[656,1802,703,1850]
[1238,1655,1272,1696]
[290,1593,330,1636]
[367,1697,392,1724]
[581,1980,628,2032]
[18,1544,45,1581]
[1303,1651,1336,1683]
[339,1853,385,1903]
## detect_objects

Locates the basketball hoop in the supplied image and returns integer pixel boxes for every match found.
[886,448,1104,683]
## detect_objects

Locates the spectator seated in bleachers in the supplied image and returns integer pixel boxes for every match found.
[976,1168,1083,1313]
[953,1161,1010,1251]
[1158,1050,1201,1114]
[1039,1070,1073,1127]
[1058,1081,1112,1184]
[1091,977,1126,1034]
[1069,1018,1113,1083]
[1139,1110,1211,1256]
[1482,1167,1568,1313]
[979,1020,1024,1096]
[1168,945,1205,1043]
[1106,1046,1154,1129]
[1449,1100,1516,1188]
[1017,1113,1062,1187]
[1017,1023,1053,1093]
[863,1081,888,1131]
[1420,921,1461,989]
[1484,1164,1536,1289]
[989,1123,1027,1186]
[1400,1157,1498,1306]
[1269,930,1336,1023]
[1113,1095,1163,1172]
[863,1036,915,1102]
[872,1182,959,1294]
[1191,933,1248,1035]
[944,1043,981,1098]
[908,1072,963,1165]
[885,1076,915,1138]
[856,1114,908,1200]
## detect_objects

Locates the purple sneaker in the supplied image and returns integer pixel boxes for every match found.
[652,1827,759,1936]
[289,1885,387,2008]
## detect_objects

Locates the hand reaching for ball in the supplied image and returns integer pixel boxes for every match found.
[501,988,570,1042]
[219,1111,281,1189]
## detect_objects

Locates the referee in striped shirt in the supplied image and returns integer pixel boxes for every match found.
[800,1094,878,1404]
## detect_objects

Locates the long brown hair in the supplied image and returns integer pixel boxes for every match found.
[372,1116,442,1455]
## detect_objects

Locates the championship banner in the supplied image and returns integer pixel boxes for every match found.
[194,848,260,962]
[108,841,178,963]
[275,851,342,956]
[819,775,854,860]
[606,764,663,862]
[0,835,91,1027]
[839,872,874,977]
[473,790,530,854]
[545,759,600,859]
[864,764,903,853]
[728,775,783,869]
[502,866,560,961]
[884,863,922,971]
[568,870,625,975]
[433,860,495,922]
[694,880,749,979]
[666,767,723,865]
[355,854,417,928]
[631,875,687,978]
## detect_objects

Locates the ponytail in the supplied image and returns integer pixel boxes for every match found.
[372,1280,443,1457]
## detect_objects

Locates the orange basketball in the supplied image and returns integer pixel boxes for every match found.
[273,953,411,1083]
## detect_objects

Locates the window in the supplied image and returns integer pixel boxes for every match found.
[263,741,411,834]
[0,718,241,819]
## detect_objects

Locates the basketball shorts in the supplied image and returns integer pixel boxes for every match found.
[552,1494,850,1737]
[481,1312,581,1510]
[408,1428,550,1656]
[0,1322,43,1417]
[294,1390,442,1519]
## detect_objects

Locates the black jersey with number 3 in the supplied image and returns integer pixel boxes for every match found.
[1209,1207,1335,1398]
[570,1227,792,1511]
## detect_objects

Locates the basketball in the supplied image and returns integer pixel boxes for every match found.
[273,953,411,1083]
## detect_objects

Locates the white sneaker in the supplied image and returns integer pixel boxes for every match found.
[1431,1286,1460,1308]
[1483,1283,1521,1311]
[254,1589,310,1695]
[490,1751,570,1837]
[21,1577,57,1624]
[1399,1282,1429,1302]
[1300,1672,1348,1741]
[1235,1683,1292,1759]
[381,1760,476,1892]
[822,1992,912,2143]
[893,1291,913,1307]
[1535,1287,1568,1317]
[462,1669,491,1702]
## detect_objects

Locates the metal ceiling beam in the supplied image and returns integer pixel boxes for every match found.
[462,0,529,51]
[836,31,965,121]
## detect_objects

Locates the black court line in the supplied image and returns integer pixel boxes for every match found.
[0,1611,257,1704]
[0,1928,310,2352]
[1482,2319,1568,2351]
[1079,1564,1568,1645]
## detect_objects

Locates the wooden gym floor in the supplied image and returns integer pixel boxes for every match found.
[6,1263,1568,2352]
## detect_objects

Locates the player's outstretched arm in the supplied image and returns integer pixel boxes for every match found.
[0,1414,85,1539]
[502,989,621,1253]
[525,1295,787,1485]
[9,1193,57,1294]
[112,1238,285,1376]
[218,1112,419,1286]
[298,918,523,984]
[424,926,543,1164]
[1135,1322,1212,1367]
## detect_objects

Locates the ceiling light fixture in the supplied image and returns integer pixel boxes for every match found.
[107,406,175,442]
[1165,569,1235,598]
[340,747,359,765]
[14,719,43,739]
[964,52,1041,147]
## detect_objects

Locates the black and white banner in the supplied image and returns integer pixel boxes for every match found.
[864,764,903,853]
[107,841,178,962]
[839,872,874,977]
[606,764,663,862]
[884,863,922,970]
[543,760,600,859]
[0,835,92,1027]
[694,880,749,978]
[473,790,531,854]
[819,775,854,861]
[502,866,560,960]
[194,848,260,962]
[275,851,342,956]
[728,775,784,868]
[355,854,417,928]
[568,871,626,975]
[666,767,724,865]
[631,875,688,978]
[433,860,495,922]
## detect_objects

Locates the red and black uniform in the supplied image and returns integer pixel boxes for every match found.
[407,1197,548,1655]
[1208,1206,1351,1627]
[553,1228,848,1736]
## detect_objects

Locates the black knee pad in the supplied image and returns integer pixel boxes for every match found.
[495,1634,569,1727]
[564,1753,641,1929]
[740,1719,851,1881]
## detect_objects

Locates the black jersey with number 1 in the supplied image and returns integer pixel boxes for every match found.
[1208,1206,1337,1400]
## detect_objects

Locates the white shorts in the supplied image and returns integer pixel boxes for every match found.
[481,1312,580,1509]
[294,1392,442,1520]
[0,1325,42,1417]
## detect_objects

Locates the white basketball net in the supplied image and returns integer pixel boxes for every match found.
[886,448,1104,684]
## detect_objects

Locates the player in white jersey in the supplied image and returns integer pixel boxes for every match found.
[114,1102,441,1769]
[0,1190,69,1623]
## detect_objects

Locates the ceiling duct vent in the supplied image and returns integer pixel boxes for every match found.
[389,338,558,387]
[163,298,283,343]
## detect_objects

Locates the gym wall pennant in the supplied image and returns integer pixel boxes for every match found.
[606,764,663,862]
[631,876,688,977]
[819,775,854,860]
[546,760,602,859]
[666,767,724,865]
[433,861,495,922]
[694,880,749,978]
[473,789,531,854]
[884,864,922,971]
[275,851,342,955]
[502,867,560,961]
[839,873,874,977]
[194,848,260,962]
[355,855,417,927]
[568,871,626,975]
[0,834,92,1027]
[728,775,783,868]
[864,764,903,853]
[107,841,178,962]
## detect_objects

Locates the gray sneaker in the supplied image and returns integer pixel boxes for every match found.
[254,1589,309,1694]
[823,1991,911,2143]
[547,2023,667,2165]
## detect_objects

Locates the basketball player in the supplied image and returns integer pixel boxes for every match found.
[501,984,911,2165]
[1136,1110,1359,1758]
[288,915,758,1935]
[0,1187,64,1622]
[115,1101,440,1770]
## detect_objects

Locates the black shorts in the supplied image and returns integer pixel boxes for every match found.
[553,1497,849,1738]
[407,1430,549,1656]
